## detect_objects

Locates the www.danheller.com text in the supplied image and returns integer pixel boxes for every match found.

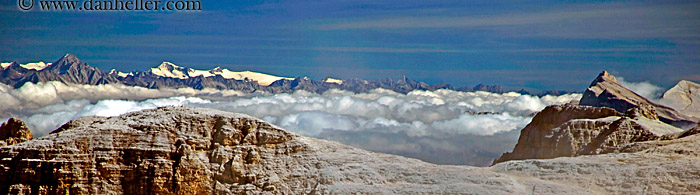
[34,0,201,11]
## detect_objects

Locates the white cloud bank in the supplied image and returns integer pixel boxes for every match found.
[617,77,663,100]
[1,82,582,138]
[206,89,579,137]
[0,82,586,166]
[3,97,210,137]
[0,81,247,115]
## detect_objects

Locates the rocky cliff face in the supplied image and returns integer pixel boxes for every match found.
[1,107,300,194]
[0,118,33,147]
[580,71,698,127]
[1,106,700,194]
[493,104,621,164]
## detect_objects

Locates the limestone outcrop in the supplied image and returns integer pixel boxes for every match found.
[492,103,691,164]
[0,118,33,147]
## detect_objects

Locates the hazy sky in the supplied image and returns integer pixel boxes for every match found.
[1,0,699,90]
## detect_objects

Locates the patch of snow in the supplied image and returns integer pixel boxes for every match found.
[324,78,343,84]
[146,62,292,85]
[20,62,51,70]
[187,68,214,77]
[1,62,11,69]
[215,69,292,86]
[118,72,132,78]
[110,69,133,78]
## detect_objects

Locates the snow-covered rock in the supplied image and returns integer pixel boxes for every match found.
[145,62,292,86]
[148,62,189,79]
[323,77,343,84]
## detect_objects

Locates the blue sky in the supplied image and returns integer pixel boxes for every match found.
[1,0,699,90]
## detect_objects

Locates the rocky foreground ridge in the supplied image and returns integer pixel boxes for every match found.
[1,106,700,194]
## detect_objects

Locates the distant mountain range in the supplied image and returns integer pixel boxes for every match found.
[0,54,577,95]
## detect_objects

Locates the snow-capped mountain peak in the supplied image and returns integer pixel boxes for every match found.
[144,62,292,85]
[149,62,189,79]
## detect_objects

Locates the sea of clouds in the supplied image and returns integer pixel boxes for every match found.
[1,81,587,166]
[1,82,581,137]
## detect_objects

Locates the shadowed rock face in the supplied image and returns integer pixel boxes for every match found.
[1,106,700,194]
[580,71,698,127]
[493,103,695,165]
[493,104,622,164]
[0,118,33,147]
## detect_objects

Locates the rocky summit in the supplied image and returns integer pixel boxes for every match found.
[1,106,700,194]
[580,71,698,127]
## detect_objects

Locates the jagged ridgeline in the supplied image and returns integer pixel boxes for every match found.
[0,54,576,95]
